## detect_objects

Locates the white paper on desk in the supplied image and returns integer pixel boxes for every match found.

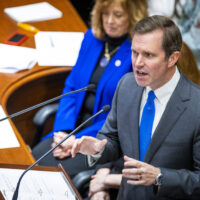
[35,31,84,66]
[4,2,62,23]
[0,169,76,200]
[0,44,37,73]
[0,106,19,149]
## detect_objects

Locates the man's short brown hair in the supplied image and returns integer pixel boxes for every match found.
[133,15,182,60]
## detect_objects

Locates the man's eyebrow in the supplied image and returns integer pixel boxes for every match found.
[145,50,156,54]
[131,48,155,55]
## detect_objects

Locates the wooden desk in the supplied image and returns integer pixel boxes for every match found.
[0,0,87,165]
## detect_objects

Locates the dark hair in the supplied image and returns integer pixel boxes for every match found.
[133,15,182,60]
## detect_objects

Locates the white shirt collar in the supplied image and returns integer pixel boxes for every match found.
[144,66,180,104]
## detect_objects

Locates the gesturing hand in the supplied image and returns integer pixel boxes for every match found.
[71,136,107,157]
[122,155,160,186]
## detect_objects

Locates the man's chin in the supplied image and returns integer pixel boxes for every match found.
[135,79,148,87]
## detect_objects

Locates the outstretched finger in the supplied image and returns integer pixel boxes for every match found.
[127,179,145,186]
[124,155,143,168]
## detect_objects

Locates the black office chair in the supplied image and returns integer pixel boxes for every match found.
[32,103,58,146]
[72,169,95,198]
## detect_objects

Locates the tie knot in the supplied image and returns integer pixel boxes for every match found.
[147,90,156,102]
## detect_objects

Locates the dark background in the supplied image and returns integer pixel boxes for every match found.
[70,0,94,27]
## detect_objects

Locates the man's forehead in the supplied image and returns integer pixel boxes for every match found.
[131,30,164,50]
[132,29,164,39]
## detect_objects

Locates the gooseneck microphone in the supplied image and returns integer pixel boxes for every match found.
[0,84,95,122]
[12,105,110,200]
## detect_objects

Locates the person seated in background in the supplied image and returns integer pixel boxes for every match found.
[86,41,200,200]
[32,0,148,178]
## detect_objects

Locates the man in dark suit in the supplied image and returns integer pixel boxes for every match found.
[71,15,200,199]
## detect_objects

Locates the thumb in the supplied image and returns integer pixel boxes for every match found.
[96,139,107,152]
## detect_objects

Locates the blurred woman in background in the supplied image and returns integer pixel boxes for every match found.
[32,0,148,178]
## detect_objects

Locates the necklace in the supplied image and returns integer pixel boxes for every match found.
[100,42,119,68]
[104,42,119,61]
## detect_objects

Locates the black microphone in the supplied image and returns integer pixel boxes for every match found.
[0,84,95,122]
[12,105,110,200]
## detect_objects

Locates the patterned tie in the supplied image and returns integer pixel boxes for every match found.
[139,90,156,161]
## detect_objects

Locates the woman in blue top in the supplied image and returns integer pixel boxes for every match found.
[32,0,147,177]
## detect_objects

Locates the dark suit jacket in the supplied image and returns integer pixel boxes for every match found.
[97,72,200,200]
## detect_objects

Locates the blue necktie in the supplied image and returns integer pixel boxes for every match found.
[139,90,156,161]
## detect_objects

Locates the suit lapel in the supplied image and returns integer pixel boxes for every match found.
[128,85,143,160]
[144,75,191,163]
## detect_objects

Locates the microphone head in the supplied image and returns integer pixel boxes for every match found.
[87,84,96,91]
[102,105,110,112]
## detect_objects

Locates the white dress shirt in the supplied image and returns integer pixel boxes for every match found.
[140,67,180,136]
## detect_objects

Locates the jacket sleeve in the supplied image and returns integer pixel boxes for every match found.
[95,77,126,164]
[157,121,200,199]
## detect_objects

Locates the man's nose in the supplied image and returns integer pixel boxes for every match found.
[135,54,144,66]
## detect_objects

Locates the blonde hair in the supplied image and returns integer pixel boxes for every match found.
[177,42,200,85]
[91,0,148,39]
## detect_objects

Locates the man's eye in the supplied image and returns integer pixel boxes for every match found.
[132,50,138,56]
[145,52,153,57]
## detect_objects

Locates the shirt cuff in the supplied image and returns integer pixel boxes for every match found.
[87,149,104,167]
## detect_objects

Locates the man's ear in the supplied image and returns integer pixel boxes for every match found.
[168,51,180,68]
